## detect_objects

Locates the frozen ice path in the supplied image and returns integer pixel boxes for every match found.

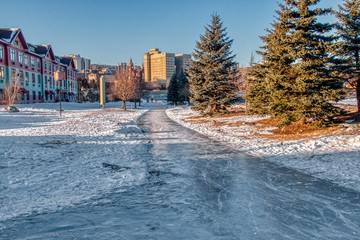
[1,105,360,239]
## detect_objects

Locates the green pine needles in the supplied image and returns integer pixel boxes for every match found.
[188,14,238,115]
[246,0,346,127]
[167,74,179,104]
[335,0,360,113]
[167,71,190,104]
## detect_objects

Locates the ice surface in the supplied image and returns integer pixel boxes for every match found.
[166,104,360,192]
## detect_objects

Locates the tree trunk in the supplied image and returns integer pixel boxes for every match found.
[134,101,137,109]
[356,50,359,113]
[122,100,126,110]
[356,79,360,113]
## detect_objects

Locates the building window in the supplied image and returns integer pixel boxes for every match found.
[30,57,35,67]
[0,45,3,59]
[32,73,35,83]
[24,55,29,65]
[44,61,47,71]
[18,52,23,63]
[36,59,40,69]
[38,75,41,84]
[33,91,36,100]
[25,72,29,82]
[10,48,16,61]
[0,66,4,79]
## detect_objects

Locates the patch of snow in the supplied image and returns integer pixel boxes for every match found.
[0,102,149,222]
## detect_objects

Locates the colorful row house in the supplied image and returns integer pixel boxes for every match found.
[0,28,78,104]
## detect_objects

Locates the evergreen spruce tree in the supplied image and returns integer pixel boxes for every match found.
[188,14,238,115]
[177,71,190,103]
[246,3,296,125]
[290,0,345,126]
[167,74,179,104]
[335,0,360,113]
[247,0,345,127]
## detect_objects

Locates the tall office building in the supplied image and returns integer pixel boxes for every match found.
[143,49,191,85]
[69,54,91,72]
[84,58,91,71]
[143,50,153,82]
[175,54,191,77]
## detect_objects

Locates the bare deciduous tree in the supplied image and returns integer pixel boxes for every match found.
[111,71,137,110]
[4,73,21,112]
[132,76,143,108]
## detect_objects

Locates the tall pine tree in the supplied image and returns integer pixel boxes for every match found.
[188,14,238,115]
[167,74,179,104]
[246,3,297,125]
[247,0,345,127]
[290,0,345,126]
[335,0,360,113]
[177,71,190,103]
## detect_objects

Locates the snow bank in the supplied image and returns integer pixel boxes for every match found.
[166,106,360,192]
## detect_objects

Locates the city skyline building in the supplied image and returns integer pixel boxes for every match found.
[69,54,91,73]
[175,53,191,77]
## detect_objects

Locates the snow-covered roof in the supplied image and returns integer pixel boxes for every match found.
[0,28,20,44]
[60,56,76,70]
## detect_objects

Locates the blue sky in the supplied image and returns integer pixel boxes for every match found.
[0,0,342,67]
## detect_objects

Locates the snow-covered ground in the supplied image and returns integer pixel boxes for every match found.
[1,99,359,229]
[0,102,149,224]
[166,100,360,192]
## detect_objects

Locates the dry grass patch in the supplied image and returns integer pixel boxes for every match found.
[185,112,247,127]
[266,123,340,141]
[254,118,342,141]
[211,120,229,127]
[228,121,249,127]
[255,117,280,127]
[181,105,360,142]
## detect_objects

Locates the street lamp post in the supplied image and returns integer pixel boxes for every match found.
[57,83,62,117]
[54,70,65,117]
[99,76,106,108]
